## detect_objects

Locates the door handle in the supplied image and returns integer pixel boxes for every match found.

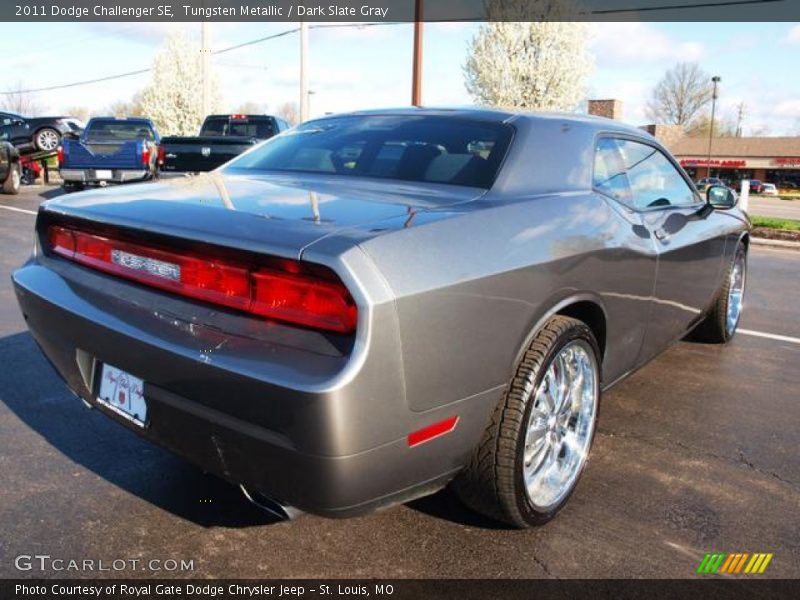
[654,228,670,243]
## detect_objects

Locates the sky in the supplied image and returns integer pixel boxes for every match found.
[1,21,799,135]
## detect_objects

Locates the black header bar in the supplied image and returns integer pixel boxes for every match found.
[3,0,799,22]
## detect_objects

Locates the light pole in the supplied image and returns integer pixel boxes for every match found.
[706,76,721,178]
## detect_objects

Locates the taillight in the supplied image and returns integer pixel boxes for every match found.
[57,145,64,166]
[46,225,357,333]
[157,145,165,166]
[142,144,151,167]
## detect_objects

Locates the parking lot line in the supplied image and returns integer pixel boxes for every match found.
[0,204,37,216]
[739,328,800,345]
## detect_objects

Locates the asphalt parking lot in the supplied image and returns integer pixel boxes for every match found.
[0,185,798,579]
[747,196,800,220]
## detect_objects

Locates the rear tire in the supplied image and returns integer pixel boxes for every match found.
[34,127,61,153]
[689,243,747,343]
[453,316,600,528]
[2,164,20,195]
[62,182,84,193]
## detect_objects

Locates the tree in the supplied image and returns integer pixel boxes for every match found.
[232,101,267,115]
[106,92,145,118]
[0,81,43,115]
[139,32,222,135]
[62,106,93,123]
[276,101,299,125]
[684,113,738,138]
[463,3,592,111]
[646,62,712,129]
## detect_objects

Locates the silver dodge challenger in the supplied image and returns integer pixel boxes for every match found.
[13,109,750,527]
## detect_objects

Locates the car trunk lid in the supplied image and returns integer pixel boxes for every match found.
[40,170,483,260]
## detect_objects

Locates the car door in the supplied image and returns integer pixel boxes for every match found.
[614,138,728,361]
[2,115,31,148]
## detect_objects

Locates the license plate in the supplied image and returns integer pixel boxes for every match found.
[95,169,113,180]
[97,363,147,427]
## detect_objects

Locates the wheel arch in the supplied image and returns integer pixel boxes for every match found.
[513,293,608,381]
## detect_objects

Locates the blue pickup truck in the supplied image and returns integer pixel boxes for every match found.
[58,117,160,191]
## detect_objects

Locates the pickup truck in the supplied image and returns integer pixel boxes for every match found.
[58,117,160,191]
[0,140,21,194]
[159,114,289,174]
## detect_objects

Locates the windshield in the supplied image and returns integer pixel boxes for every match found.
[200,117,275,138]
[227,115,513,189]
[86,120,153,142]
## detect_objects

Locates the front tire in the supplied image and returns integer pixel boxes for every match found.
[453,316,600,528]
[34,128,61,153]
[690,243,747,343]
[2,164,21,195]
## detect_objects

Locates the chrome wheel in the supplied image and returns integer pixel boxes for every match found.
[36,129,60,152]
[10,167,20,191]
[726,250,746,335]
[523,340,598,511]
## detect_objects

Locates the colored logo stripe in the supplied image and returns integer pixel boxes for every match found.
[697,553,773,574]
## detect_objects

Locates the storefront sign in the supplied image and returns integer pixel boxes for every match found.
[679,158,747,168]
[774,157,800,167]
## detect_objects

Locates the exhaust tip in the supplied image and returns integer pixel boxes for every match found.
[240,485,303,521]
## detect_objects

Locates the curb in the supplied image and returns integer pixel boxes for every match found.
[751,237,800,250]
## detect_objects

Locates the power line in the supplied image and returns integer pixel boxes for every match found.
[1,26,300,95]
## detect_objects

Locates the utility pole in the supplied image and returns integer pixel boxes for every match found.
[201,21,211,117]
[735,101,746,138]
[706,76,721,178]
[300,20,309,122]
[411,0,423,106]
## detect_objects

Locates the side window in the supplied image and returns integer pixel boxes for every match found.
[616,139,698,209]
[593,138,633,207]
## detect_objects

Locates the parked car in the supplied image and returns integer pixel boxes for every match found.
[159,114,290,174]
[762,183,779,196]
[0,111,83,154]
[0,140,21,194]
[749,179,764,194]
[58,117,160,191]
[695,177,724,193]
[12,109,750,527]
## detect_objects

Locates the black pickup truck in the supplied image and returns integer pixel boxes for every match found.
[159,114,290,173]
[0,141,21,194]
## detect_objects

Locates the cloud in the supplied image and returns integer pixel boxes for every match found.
[590,22,704,67]
[785,24,800,44]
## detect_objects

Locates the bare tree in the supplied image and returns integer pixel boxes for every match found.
[0,81,43,115]
[106,92,145,118]
[645,62,712,129]
[685,113,738,138]
[232,101,267,115]
[276,101,299,125]
[62,106,93,123]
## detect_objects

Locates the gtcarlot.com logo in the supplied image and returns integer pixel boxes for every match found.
[14,554,195,572]
[697,552,773,574]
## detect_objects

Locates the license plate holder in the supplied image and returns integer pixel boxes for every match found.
[96,363,147,427]
[95,169,113,180]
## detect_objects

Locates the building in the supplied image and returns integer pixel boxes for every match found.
[587,99,800,188]
[667,137,800,187]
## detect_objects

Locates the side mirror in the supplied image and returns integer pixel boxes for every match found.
[707,185,737,209]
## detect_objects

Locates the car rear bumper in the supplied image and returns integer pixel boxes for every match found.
[12,256,497,517]
[60,169,150,184]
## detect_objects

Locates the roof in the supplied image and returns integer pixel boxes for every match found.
[316,107,653,137]
[670,136,800,158]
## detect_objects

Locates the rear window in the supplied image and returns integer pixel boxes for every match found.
[86,121,153,142]
[200,117,275,138]
[226,115,513,189]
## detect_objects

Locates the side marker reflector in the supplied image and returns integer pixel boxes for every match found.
[407,416,459,448]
